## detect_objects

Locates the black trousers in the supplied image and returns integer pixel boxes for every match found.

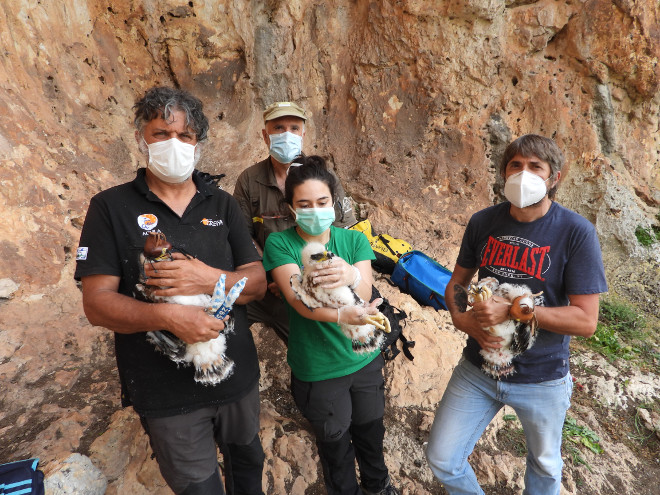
[140,383,264,495]
[291,355,389,494]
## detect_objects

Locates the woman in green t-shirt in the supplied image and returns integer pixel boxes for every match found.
[262,155,399,495]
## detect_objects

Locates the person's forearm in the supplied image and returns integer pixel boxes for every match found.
[185,261,265,303]
[82,274,229,342]
[83,288,177,334]
[291,302,342,323]
[445,279,476,333]
[233,263,267,303]
[534,305,598,337]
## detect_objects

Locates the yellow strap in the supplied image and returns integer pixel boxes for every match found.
[252,216,263,224]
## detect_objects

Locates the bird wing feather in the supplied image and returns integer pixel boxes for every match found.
[510,320,535,355]
[290,272,326,310]
[290,273,304,299]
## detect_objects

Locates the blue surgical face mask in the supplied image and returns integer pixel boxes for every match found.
[269,131,302,164]
[294,207,335,236]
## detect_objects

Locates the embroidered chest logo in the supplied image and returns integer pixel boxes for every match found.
[137,214,158,231]
[480,235,551,282]
[201,218,224,227]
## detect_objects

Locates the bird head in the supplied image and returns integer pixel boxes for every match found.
[143,231,173,261]
[301,242,335,268]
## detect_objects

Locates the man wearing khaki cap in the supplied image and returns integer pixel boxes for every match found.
[233,101,356,344]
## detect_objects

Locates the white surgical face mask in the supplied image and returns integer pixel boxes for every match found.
[146,138,196,183]
[269,131,302,164]
[504,170,550,208]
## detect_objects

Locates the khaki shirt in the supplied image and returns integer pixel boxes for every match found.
[233,158,357,250]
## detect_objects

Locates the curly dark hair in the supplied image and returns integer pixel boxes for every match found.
[133,87,209,141]
[284,154,337,206]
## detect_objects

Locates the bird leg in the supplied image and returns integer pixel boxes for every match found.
[467,284,492,305]
[206,274,248,321]
[508,291,543,323]
[363,312,391,333]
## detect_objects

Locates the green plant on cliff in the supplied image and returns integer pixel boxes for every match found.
[581,298,657,369]
[562,416,604,472]
[630,402,660,444]
[635,224,660,246]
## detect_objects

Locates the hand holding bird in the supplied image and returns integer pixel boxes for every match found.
[136,231,246,385]
[455,277,543,379]
[306,254,360,289]
[144,252,219,297]
[470,296,512,334]
[164,304,229,344]
[290,242,391,353]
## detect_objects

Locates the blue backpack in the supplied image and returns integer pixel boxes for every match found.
[0,458,44,495]
[391,251,452,311]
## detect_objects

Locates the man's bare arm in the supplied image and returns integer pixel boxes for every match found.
[534,293,600,338]
[445,266,600,340]
[81,274,226,343]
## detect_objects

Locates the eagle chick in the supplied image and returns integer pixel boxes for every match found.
[457,277,542,379]
[290,242,388,354]
[135,231,236,385]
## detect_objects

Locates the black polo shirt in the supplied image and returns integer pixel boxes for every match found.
[75,169,261,417]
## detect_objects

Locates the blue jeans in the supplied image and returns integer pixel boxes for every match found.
[426,358,573,495]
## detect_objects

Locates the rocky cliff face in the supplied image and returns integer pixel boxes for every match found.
[0,1,658,494]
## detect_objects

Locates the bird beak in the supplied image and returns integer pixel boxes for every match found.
[311,250,333,262]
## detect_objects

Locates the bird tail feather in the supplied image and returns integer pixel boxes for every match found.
[194,358,235,385]
[481,361,515,379]
[351,328,385,354]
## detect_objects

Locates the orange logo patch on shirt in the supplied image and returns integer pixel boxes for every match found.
[137,214,158,230]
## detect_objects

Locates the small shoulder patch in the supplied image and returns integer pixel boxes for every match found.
[76,247,88,261]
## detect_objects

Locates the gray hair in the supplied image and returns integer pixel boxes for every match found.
[133,87,209,141]
[500,134,565,199]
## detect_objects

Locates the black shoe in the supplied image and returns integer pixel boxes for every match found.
[362,478,400,495]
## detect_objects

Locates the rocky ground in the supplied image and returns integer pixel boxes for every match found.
[2,278,656,494]
[252,299,660,495]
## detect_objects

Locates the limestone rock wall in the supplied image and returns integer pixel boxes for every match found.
[0,0,658,493]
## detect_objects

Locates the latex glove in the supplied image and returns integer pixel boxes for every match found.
[311,257,361,289]
[336,298,381,326]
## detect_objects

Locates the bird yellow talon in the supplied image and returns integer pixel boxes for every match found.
[467,277,498,304]
[363,312,391,333]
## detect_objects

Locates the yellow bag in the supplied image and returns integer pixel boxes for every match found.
[350,219,412,274]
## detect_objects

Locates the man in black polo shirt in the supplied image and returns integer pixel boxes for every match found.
[75,87,267,495]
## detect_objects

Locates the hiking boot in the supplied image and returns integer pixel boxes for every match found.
[361,478,400,495]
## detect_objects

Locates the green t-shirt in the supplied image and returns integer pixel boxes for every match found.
[263,226,377,381]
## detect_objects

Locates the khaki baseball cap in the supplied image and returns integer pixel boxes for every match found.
[263,101,307,122]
